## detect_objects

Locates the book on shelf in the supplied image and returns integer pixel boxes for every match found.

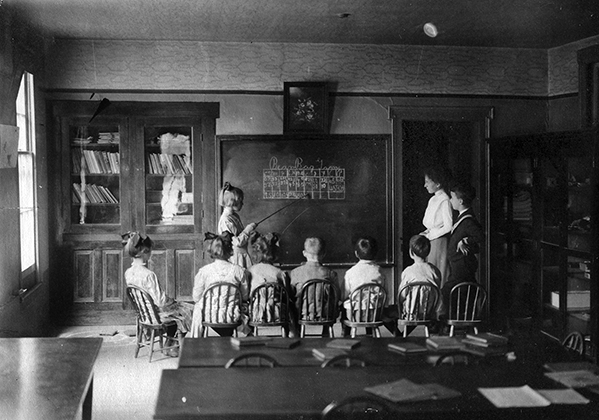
[325,339,361,350]
[425,336,463,350]
[230,336,272,347]
[72,183,85,203]
[388,341,428,354]
[311,347,347,361]
[264,338,301,349]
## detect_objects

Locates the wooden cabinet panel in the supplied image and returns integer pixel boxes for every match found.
[50,101,219,324]
[73,250,94,303]
[102,249,123,302]
[175,249,195,301]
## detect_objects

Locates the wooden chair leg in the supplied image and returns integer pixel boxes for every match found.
[350,327,356,338]
[149,329,156,363]
[134,324,142,359]
[403,327,408,338]
[425,326,430,338]
[374,327,381,338]
[300,325,305,338]
[329,326,334,338]
[473,326,479,335]
[449,325,455,337]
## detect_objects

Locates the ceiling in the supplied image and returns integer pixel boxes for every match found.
[5,0,599,49]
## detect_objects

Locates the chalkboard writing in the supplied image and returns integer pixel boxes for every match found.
[218,135,393,266]
[263,157,346,200]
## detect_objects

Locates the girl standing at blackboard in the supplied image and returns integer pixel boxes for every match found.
[218,182,257,269]
[420,166,453,290]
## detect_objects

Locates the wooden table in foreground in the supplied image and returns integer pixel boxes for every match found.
[178,333,571,368]
[179,337,443,367]
[0,337,103,420]
[154,363,599,420]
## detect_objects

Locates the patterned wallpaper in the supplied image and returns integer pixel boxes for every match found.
[549,35,599,97]
[47,40,549,96]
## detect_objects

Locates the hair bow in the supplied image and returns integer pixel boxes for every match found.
[121,231,151,248]
[265,232,280,247]
[203,232,219,242]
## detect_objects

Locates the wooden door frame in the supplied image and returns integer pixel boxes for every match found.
[389,106,494,316]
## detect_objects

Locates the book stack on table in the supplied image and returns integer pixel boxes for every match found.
[425,336,464,351]
[461,333,510,357]
[230,336,272,348]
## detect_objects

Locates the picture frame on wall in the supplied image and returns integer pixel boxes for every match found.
[284,82,329,134]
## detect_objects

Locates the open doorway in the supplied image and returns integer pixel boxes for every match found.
[389,105,493,311]
[401,120,474,269]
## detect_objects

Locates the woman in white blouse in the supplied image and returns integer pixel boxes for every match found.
[420,166,453,289]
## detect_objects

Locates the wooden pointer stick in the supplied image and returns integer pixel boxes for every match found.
[255,193,311,226]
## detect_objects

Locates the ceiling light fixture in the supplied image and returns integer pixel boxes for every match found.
[423,22,438,38]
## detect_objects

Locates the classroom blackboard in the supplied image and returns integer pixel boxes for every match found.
[218,135,394,267]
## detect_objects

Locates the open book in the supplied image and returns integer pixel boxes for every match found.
[544,370,599,388]
[365,379,461,402]
[479,385,589,407]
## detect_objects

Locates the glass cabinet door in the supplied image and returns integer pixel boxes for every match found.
[511,157,534,241]
[144,125,194,226]
[564,153,593,336]
[69,120,121,225]
[566,154,593,254]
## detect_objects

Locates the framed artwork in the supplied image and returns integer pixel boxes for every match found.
[284,82,329,134]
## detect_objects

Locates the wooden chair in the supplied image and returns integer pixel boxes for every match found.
[321,354,367,368]
[200,282,243,337]
[446,282,487,337]
[562,331,585,356]
[343,283,387,338]
[297,279,339,338]
[224,352,279,368]
[397,282,440,338]
[434,351,477,367]
[126,285,180,363]
[249,282,290,337]
[322,395,392,420]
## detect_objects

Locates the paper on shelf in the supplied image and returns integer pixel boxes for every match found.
[478,385,551,408]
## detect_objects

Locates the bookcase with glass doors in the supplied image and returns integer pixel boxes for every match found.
[49,101,219,324]
[488,128,598,362]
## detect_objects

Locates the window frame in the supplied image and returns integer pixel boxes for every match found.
[16,71,39,290]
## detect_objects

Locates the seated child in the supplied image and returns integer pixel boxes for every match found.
[289,237,340,337]
[342,236,386,336]
[190,232,250,338]
[248,232,295,336]
[123,232,194,356]
[397,234,443,336]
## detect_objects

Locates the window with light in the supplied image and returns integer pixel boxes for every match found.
[16,71,38,288]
